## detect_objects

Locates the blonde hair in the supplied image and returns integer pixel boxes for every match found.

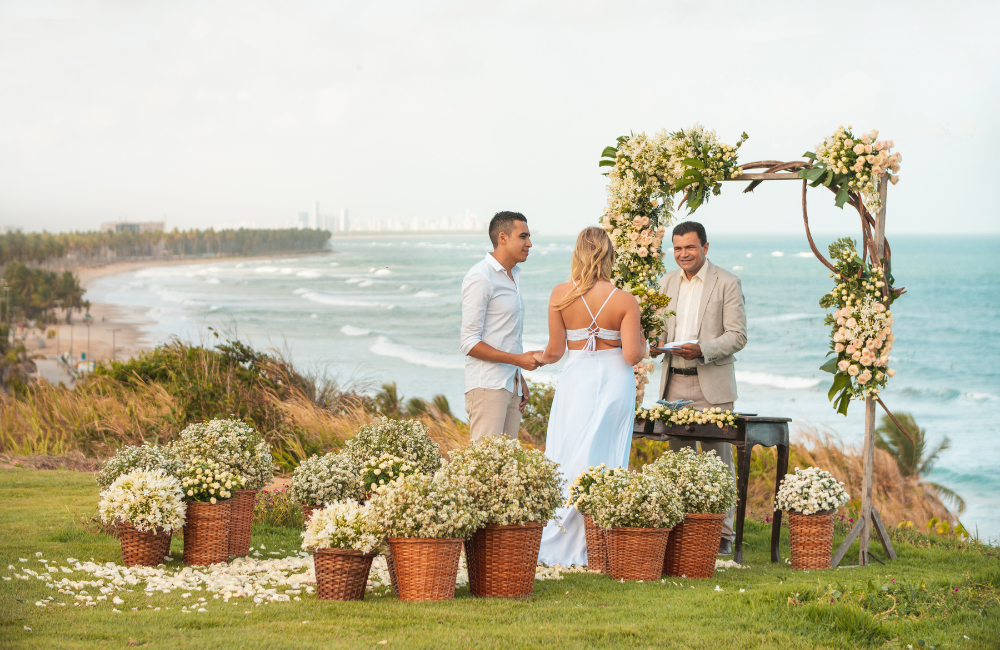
[552,227,616,311]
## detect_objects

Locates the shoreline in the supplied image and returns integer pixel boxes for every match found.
[26,252,332,364]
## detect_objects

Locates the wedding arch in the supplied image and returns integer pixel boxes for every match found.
[599,125,905,567]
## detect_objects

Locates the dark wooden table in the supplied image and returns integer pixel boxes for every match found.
[633,415,791,564]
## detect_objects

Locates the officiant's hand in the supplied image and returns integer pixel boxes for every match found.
[671,343,702,361]
[515,351,545,371]
[649,346,665,358]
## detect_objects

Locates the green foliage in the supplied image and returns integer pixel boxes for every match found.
[521,380,555,447]
[876,412,964,513]
[2,262,85,322]
[253,486,304,529]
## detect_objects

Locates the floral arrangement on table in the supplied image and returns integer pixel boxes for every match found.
[800,125,901,214]
[818,238,899,414]
[290,452,363,506]
[566,464,626,512]
[361,454,416,494]
[598,125,748,398]
[369,473,480,539]
[643,448,737,515]
[301,501,380,553]
[344,417,442,477]
[96,443,183,488]
[179,458,244,504]
[98,469,187,532]
[171,419,275,490]
[586,470,684,530]
[634,404,738,429]
[442,435,565,527]
[774,467,850,516]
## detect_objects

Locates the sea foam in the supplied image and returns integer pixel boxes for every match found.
[369,336,464,370]
[340,325,371,337]
[735,371,820,390]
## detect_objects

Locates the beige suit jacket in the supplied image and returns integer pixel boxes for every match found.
[658,260,747,404]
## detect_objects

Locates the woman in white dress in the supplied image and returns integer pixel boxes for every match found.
[534,227,648,567]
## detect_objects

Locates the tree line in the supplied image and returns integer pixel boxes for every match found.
[0,227,331,265]
[2,263,86,323]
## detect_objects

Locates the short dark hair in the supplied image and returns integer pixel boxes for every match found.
[672,221,707,246]
[489,211,527,247]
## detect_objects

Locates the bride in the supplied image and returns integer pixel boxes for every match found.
[534,226,648,567]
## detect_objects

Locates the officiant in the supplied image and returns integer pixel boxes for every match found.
[652,221,747,556]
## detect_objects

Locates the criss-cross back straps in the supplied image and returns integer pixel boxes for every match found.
[579,288,616,352]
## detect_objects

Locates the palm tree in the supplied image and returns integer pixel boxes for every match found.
[375,382,404,418]
[875,412,965,513]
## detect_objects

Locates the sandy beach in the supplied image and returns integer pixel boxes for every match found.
[25,257,257,363]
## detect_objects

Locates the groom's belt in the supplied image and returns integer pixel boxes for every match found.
[669,367,698,376]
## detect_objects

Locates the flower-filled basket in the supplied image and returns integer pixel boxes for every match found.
[567,465,626,574]
[291,452,363,526]
[303,502,380,601]
[588,470,683,581]
[370,473,479,601]
[361,453,418,500]
[179,459,244,566]
[444,436,564,598]
[99,469,186,566]
[173,419,275,558]
[344,417,442,478]
[644,448,737,579]
[775,467,850,570]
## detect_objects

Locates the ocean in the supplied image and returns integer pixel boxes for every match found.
[86,233,1000,540]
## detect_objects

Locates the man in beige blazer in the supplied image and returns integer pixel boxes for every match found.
[653,221,747,555]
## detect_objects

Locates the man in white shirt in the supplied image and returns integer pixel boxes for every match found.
[652,221,747,555]
[460,211,544,440]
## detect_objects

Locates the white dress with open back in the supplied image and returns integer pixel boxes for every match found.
[537,288,636,568]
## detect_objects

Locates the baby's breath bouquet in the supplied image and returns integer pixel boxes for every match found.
[634,405,738,429]
[301,501,380,553]
[290,452,363,506]
[98,469,186,532]
[344,417,441,476]
[172,419,275,490]
[587,470,683,530]
[370,473,480,539]
[775,467,849,516]
[567,464,627,513]
[643,448,736,515]
[361,454,416,494]
[96,443,183,488]
[179,459,244,504]
[443,436,565,527]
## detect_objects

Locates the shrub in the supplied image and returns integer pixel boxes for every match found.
[253,486,303,528]
[172,418,275,490]
[290,452,362,506]
[643,447,737,514]
[587,470,683,529]
[370,473,479,539]
[96,443,183,488]
[344,417,441,476]
[301,501,380,553]
[443,435,565,526]
[98,469,186,532]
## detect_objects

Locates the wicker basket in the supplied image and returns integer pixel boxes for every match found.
[183,500,232,566]
[314,548,376,601]
[387,537,463,601]
[118,521,172,566]
[383,547,401,594]
[302,503,323,527]
[788,510,834,570]
[465,522,543,598]
[583,514,609,574]
[663,512,726,579]
[606,526,672,582]
[228,489,257,557]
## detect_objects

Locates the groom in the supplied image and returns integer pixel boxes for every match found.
[460,211,544,441]
[653,221,747,555]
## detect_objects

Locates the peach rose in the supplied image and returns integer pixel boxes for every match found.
[838,360,850,372]
[846,318,857,328]
[835,343,845,353]
[848,365,860,376]
[845,344,855,353]
[853,144,865,154]
[852,351,862,361]
[858,370,872,384]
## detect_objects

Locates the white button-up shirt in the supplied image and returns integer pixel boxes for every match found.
[460,253,524,394]
[673,261,708,369]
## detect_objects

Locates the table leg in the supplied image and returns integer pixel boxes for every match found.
[771,442,789,563]
[734,441,753,565]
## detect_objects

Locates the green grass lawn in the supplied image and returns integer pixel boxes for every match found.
[1,469,997,650]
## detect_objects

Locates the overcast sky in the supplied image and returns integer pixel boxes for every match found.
[1,0,997,235]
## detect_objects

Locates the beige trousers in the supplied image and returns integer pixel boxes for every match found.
[465,388,521,441]
[665,373,736,542]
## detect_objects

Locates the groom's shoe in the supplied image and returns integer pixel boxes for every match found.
[718,538,733,556]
